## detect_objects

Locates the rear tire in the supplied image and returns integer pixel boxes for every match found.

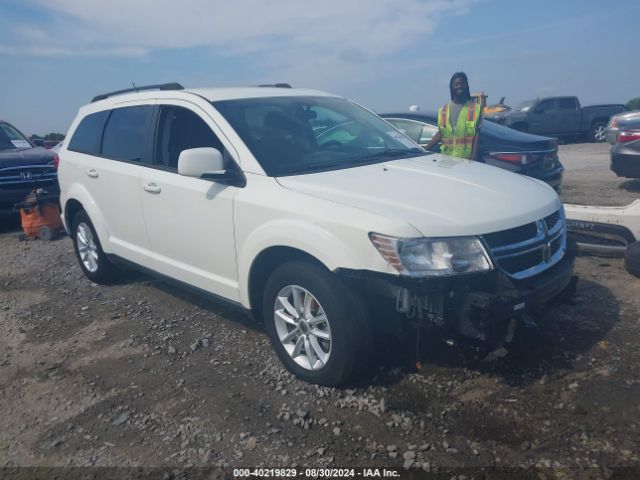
[625,241,640,278]
[589,122,606,143]
[71,210,116,284]
[262,260,373,386]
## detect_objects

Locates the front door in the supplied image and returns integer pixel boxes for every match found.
[139,102,240,301]
[530,99,558,135]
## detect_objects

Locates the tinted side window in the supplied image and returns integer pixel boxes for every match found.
[102,106,154,162]
[536,101,556,114]
[68,111,109,154]
[155,106,224,169]
[558,98,578,110]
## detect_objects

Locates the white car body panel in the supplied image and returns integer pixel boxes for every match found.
[60,149,150,257]
[139,164,240,301]
[233,174,419,307]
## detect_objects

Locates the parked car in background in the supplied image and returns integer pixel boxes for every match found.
[606,111,640,145]
[44,140,61,149]
[380,111,564,190]
[0,120,59,217]
[485,96,626,142]
[610,115,640,178]
[59,83,574,385]
[50,141,63,154]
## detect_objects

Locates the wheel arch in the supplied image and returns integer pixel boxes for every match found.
[62,184,111,249]
[247,246,328,322]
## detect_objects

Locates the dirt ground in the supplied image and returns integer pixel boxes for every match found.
[1,143,639,476]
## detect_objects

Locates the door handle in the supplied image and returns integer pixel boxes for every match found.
[86,169,99,178]
[143,183,161,194]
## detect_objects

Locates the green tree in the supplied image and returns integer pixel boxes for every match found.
[626,97,640,111]
[44,133,65,141]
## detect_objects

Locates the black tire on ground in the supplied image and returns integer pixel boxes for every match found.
[624,241,640,278]
[71,210,117,284]
[589,122,607,143]
[262,260,373,386]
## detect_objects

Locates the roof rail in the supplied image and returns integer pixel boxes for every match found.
[91,82,184,103]
[257,83,292,89]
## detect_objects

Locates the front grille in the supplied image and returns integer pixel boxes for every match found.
[0,164,57,188]
[484,222,537,248]
[483,208,567,279]
[544,211,560,230]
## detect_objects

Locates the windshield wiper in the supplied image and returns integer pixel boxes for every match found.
[283,160,352,175]
[351,148,427,162]
[280,149,427,176]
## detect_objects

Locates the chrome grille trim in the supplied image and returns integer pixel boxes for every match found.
[483,208,567,280]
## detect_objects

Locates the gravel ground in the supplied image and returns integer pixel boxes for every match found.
[1,143,639,476]
[558,142,640,206]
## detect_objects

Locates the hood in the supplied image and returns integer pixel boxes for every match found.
[0,147,57,169]
[276,155,560,237]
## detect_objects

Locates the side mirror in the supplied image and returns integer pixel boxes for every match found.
[178,147,224,177]
[178,147,246,187]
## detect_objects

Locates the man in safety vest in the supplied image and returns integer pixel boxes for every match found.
[425,72,482,160]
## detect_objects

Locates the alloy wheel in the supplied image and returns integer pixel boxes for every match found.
[273,285,332,371]
[76,222,99,273]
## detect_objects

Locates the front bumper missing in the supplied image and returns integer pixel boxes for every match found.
[335,251,576,345]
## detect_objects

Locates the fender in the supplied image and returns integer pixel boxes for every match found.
[62,182,113,252]
[237,219,389,308]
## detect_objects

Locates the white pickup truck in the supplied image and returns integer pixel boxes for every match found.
[58,83,576,385]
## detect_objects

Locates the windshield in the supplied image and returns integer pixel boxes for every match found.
[0,122,32,151]
[213,96,425,176]
[515,100,536,112]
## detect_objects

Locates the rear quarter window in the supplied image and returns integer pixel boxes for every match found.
[68,110,110,155]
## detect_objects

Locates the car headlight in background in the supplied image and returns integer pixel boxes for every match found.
[369,233,493,276]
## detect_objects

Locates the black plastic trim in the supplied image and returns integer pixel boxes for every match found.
[105,254,251,317]
[92,83,184,103]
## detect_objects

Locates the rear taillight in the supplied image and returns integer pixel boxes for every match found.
[52,154,60,169]
[617,130,640,144]
[489,152,524,164]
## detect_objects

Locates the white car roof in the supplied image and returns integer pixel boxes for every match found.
[186,87,338,102]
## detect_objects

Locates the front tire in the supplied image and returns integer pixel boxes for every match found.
[71,210,116,284]
[262,260,373,386]
[589,122,606,143]
[625,242,640,278]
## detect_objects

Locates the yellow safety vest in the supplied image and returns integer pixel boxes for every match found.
[438,101,481,159]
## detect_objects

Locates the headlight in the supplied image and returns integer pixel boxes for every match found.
[369,233,493,277]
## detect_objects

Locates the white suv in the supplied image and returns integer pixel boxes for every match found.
[58,83,575,386]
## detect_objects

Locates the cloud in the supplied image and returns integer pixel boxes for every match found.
[5,0,476,61]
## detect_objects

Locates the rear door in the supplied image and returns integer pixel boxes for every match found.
[139,101,241,301]
[65,103,155,263]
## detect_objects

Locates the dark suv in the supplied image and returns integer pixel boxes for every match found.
[0,120,59,216]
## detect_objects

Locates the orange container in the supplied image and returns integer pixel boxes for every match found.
[19,203,63,239]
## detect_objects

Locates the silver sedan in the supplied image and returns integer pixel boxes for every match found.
[606,110,640,145]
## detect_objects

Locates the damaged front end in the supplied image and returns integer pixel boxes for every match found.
[338,207,577,347]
